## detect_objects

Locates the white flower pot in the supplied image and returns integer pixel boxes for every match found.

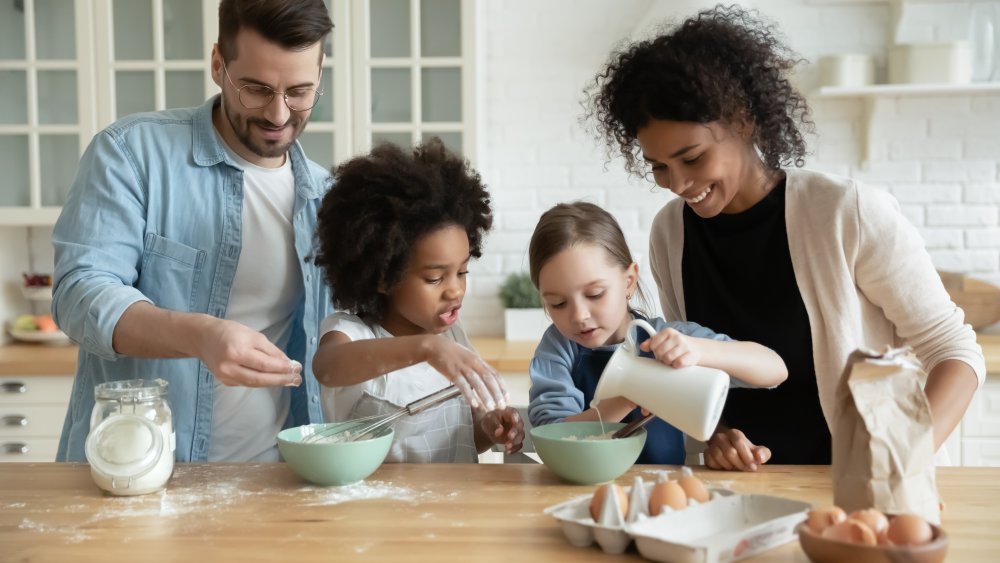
[504,308,549,341]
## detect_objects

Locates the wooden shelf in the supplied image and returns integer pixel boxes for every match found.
[811,82,1000,169]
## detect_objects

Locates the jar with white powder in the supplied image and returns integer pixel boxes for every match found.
[85,379,175,496]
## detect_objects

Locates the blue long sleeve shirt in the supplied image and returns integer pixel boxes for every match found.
[52,96,333,462]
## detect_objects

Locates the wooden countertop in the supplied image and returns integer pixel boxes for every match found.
[1,463,997,562]
[0,338,536,376]
[7,333,1000,377]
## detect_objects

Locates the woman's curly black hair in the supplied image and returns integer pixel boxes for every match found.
[314,138,493,324]
[586,4,813,175]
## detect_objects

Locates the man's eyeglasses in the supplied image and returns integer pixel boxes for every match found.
[222,62,323,112]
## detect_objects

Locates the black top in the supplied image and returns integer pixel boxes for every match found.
[681,179,831,464]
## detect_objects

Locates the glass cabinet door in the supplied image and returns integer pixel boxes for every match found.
[0,0,89,224]
[359,0,474,159]
[99,0,210,121]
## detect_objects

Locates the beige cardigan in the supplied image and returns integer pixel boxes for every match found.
[649,168,985,433]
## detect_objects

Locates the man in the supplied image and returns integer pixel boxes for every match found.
[53,0,335,462]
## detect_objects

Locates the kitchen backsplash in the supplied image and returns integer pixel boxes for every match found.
[2,0,998,338]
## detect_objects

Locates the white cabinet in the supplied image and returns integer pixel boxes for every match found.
[0,0,477,225]
[0,375,73,462]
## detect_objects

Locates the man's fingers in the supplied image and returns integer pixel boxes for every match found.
[755,446,772,464]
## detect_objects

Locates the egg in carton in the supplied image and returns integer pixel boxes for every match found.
[545,467,814,561]
[543,467,733,555]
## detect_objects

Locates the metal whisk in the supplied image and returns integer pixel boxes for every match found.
[303,385,463,444]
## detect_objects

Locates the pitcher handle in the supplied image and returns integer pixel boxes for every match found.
[625,319,658,353]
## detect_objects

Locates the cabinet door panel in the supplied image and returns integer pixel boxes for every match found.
[0,437,59,462]
[962,438,1000,467]
[0,0,26,59]
[0,376,75,406]
[37,70,79,124]
[163,0,204,60]
[0,135,30,206]
[35,0,76,60]
[420,0,461,57]
[40,134,80,207]
[0,70,28,124]
[0,405,68,437]
[113,0,154,60]
[370,0,410,58]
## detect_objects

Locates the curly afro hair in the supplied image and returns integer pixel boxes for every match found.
[314,138,493,324]
[586,4,813,175]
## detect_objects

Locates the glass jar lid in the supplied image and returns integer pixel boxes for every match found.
[85,414,164,481]
[94,378,168,403]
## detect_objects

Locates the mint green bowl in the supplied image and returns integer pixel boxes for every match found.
[530,421,646,485]
[278,423,393,486]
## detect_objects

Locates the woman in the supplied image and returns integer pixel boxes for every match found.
[586,5,983,469]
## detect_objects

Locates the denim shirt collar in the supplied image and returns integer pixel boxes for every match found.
[191,95,326,201]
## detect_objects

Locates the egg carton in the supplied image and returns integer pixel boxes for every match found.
[544,469,812,563]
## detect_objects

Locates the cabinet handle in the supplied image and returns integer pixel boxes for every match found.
[2,415,28,427]
[2,442,29,455]
[1,382,27,394]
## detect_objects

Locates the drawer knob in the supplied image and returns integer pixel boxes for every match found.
[1,382,27,394]
[2,442,29,455]
[2,415,28,427]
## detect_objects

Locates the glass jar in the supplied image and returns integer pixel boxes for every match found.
[85,379,175,495]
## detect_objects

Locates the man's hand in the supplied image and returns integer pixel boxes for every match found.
[197,318,302,387]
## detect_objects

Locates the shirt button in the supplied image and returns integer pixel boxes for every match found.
[311,396,319,404]
[310,337,317,345]
[305,274,311,283]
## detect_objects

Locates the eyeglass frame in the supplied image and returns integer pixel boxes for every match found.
[221,60,324,112]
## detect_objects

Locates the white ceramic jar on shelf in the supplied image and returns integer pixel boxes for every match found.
[85,379,175,496]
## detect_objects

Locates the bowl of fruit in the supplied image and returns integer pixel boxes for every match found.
[8,314,70,344]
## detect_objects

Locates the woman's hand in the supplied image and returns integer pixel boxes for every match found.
[704,427,771,471]
[641,328,704,368]
[477,407,525,454]
[423,338,509,410]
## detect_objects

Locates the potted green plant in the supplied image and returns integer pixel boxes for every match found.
[500,272,548,341]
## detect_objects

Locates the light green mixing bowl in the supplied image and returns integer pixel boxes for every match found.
[530,421,646,485]
[278,423,393,486]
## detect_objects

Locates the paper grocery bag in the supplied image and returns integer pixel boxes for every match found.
[831,347,940,524]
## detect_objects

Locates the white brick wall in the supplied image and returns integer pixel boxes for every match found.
[468,0,1000,336]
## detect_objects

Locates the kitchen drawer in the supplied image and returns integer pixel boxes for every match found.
[962,377,1000,437]
[0,375,74,406]
[0,437,59,462]
[0,405,67,437]
[961,437,1000,467]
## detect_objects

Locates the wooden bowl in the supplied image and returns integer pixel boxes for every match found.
[939,270,1000,330]
[797,522,948,563]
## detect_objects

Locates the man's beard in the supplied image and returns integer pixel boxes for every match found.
[223,99,305,159]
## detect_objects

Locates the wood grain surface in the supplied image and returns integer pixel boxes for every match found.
[1,463,997,562]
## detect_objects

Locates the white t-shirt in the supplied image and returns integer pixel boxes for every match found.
[209,138,302,462]
[320,312,478,463]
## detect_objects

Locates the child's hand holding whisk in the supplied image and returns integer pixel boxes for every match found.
[476,406,525,454]
[423,337,510,411]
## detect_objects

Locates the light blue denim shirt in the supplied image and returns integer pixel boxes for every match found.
[52,95,334,462]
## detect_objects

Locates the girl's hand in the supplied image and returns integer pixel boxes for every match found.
[424,338,509,410]
[704,427,771,471]
[640,328,703,368]
[477,407,525,454]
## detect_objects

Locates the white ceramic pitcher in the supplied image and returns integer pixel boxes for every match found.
[592,319,729,441]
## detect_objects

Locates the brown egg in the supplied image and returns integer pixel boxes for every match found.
[885,514,933,546]
[849,508,889,535]
[820,518,878,545]
[806,506,847,534]
[648,480,687,516]
[589,483,628,521]
[677,475,710,504]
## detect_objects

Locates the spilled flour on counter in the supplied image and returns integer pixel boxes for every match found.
[305,480,418,506]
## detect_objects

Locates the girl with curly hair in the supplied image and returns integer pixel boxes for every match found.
[527,202,786,464]
[312,138,523,462]
[587,5,983,469]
